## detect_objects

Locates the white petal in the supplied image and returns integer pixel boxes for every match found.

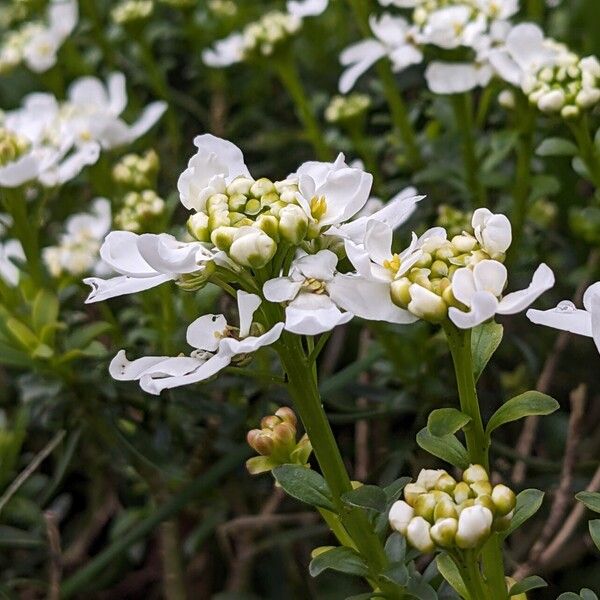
[220,322,284,354]
[339,40,387,94]
[451,268,477,307]
[100,231,156,277]
[449,290,499,329]
[83,273,172,303]
[591,294,600,354]
[295,249,338,281]
[0,154,41,187]
[364,220,393,266]
[186,314,228,352]
[282,294,352,335]
[263,277,303,303]
[137,234,204,275]
[109,350,186,381]
[425,62,492,94]
[583,282,600,313]
[237,290,262,339]
[287,0,328,17]
[497,264,555,314]
[328,274,417,324]
[473,260,507,297]
[106,72,127,116]
[526,305,592,337]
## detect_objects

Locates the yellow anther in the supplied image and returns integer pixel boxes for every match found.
[310,196,328,221]
[383,254,401,276]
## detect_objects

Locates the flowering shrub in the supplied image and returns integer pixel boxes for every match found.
[1,0,600,598]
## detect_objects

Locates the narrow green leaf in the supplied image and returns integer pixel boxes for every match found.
[486,392,559,437]
[589,519,600,551]
[427,408,471,437]
[384,477,411,503]
[384,533,406,563]
[509,575,547,595]
[381,562,408,586]
[536,137,578,156]
[416,428,469,469]
[6,318,39,351]
[471,321,503,381]
[342,485,387,513]
[309,546,369,578]
[272,465,335,511]
[502,489,544,537]
[436,553,468,599]
[32,289,59,334]
[576,491,600,513]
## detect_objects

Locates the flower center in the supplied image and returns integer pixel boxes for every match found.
[0,128,30,166]
[302,278,327,294]
[309,195,328,221]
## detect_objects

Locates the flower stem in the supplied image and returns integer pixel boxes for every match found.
[275,331,405,598]
[275,55,332,162]
[443,322,507,600]
[568,114,600,189]
[450,93,487,209]
[346,0,422,168]
[451,550,489,600]
[507,101,536,267]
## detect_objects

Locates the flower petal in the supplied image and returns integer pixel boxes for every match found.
[451,268,477,307]
[100,231,157,277]
[295,249,338,281]
[449,290,499,329]
[425,62,492,94]
[84,273,172,303]
[526,305,592,337]
[220,322,284,354]
[263,277,303,303]
[137,234,205,275]
[339,40,387,94]
[282,294,352,335]
[497,263,555,314]
[473,260,507,297]
[237,290,262,339]
[186,314,228,352]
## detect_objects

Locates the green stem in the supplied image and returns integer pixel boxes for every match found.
[568,115,600,189]
[507,103,536,267]
[443,323,487,469]
[450,94,487,208]
[275,55,332,162]
[481,535,507,600]
[275,331,404,598]
[160,519,188,600]
[451,550,488,600]
[346,0,422,168]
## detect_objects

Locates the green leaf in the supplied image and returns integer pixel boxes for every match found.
[589,519,600,551]
[384,533,406,563]
[557,594,583,600]
[272,465,335,511]
[6,318,39,352]
[384,477,411,503]
[576,491,600,513]
[416,428,469,469]
[381,562,408,586]
[581,589,598,600]
[32,289,59,334]
[427,408,471,437]
[342,485,387,513]
[309,546,369,578]
[572,157,592,181]
[435,553,468,599]
[509,575,547,595]
[502,489,544,537]
[471,321,503,381]
[486,392,559,437]
[529,174,561,202]
[536,137,578,156]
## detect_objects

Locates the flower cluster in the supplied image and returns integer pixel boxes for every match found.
[43,199,112,278]
[389,466,516,553]
[115,191,165,233]
[246,407,312,475]
[0,0,77,74]
[112,150,160,191]
[111,0,154,25]
[325,94,371,124]
[0,73,165,188]
[490,23,600,117]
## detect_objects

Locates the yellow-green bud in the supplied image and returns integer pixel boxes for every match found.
[455,505,493,549]
[453,482,472,504]
[250,178,276,198]
[187,213,210,242]
[229,229,277,269]
[451,234,477,253]
[255,214,280,240]
[227,176,254,196]
[435,473,457,493]
[434,499,458,521]
[211,226,237,251]
[228,193,247,212]
[414,493,436,522]
[430,260,449,278]
[430,517,458,548]
[470,481,492,496]
[474,494,496,514]
[279,204,308,244]
[463,464,489,484]
[404,483,426,507]
[491,484,516,516]
[406,517,435,553]
[390,278,411,308]
[244,198,262,216]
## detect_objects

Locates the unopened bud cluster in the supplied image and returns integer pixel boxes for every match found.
[436,205,472,239]
[0,127,30,166]
[111,0,154,25]
[115,190,165,232]
[207,0,237,17]
[246,407,312,475]
[389,466,516,553]
[325,94,371,124]
[241,11,301,60]
[112,150,159,190]
[523,48,600,119]
[187,175,314,269]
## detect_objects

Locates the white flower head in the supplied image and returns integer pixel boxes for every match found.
[263,250,352,335]
[109,291,283,394]
[0,239,25,286]
[472,208,511,258]
[287,0,329,17]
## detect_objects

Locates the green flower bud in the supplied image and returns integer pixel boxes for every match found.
[211,226,237,251]
[455,506,493,549]
[463,464,489,484]
[228,193,247,212]
[491,484,516,516]
[435,473,457,494]
[390,278,411,308]
[451,234,477,253]
[255,214,280,240]
[474,494,496,514]
[227,176,254,196]
[453,482,472,504]
[389,500,414,536]
[430,260,449,278]
[470,481,492,497]
[229,229,277,269]
[244,198,262,216]
[434,499,458,521]
[414,493,436,522]
[430,517,458,548]
[279,204,308,244]
[250,178,276,198]
[187,213,210,242]
[404,483,426,507]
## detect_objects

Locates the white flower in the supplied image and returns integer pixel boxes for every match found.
[455,505,493,549]
[84,231,214,302]
[287,0,329,17]
[421,6,486,50]
[0,240,25,286]
[425,62,493,94]
[110,291,284,394]
[527,282,600,354]
[43,198,112,278]
[177,134,251,212]
[472,208,512,258]
[294,153,373,233]
[202,33,244,67]
[339,13,422,93]
[263,250,352,335]
[389,500,414,536]
[448,259,555,329]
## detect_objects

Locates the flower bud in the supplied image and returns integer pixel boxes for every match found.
[470,481,492,496]
[247,429,274,456]
[453,482,472,504]
[187,213,210,242]
[538,89,566,113]
[407,284,447,322]
[255,214,280,240]
[435,473,457,493]
[434,499,458,521]
[491,484,516,516]
[261,415,281,429]
[404,483,426,506]
[561,105,580,119]
[388,500,414,536]
[272,422,296,449]
[430,517,458,548]
[211,226,237,251]
[474,494,496,514]
[415,469,446,491]
[414,493,436,522]
[250,178,276,198]
[279,205,308,244]
[463,464,489,484]
[492,510,514,532]
[451,234,477,253]
[229,229,277,268]
[390,278,411,308]
[498,90,516,109]
[275,406,297,426]
[455,505,493,549]
[406,517,435,553]
[227,176,254,196]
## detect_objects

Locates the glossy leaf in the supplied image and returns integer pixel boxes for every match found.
[576,491,600,513]
[486,392,559,437]
[309,546,369,578]
[342,485,387,513]
[416,428,469,469]
[272,465,335,511]
[509,575,547,595]
[471,321,503,381]
[502,489,544,537]
[427,408,471,437]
